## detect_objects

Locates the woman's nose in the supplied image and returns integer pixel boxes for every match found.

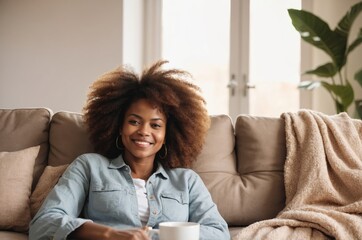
[137,125,150,136]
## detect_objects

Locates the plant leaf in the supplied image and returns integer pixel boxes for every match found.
[356,100,362,119]
[320,81,354,111]
[288,9,346,68]
[335,2,362,66]
[347,28,362,53]
[335,101,345,113]
[304,62,338,77]
[354,68,362,87]
[336,2,362,36]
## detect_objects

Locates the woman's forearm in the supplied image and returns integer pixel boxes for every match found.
[69,221,114,240]
[69,221,149,240]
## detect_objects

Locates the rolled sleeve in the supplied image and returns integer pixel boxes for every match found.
[29,156,91,239]
[188,172,230,240]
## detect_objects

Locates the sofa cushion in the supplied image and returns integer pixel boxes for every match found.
[192,115,239,224]
[193,114,287,226]
[0,231,27,240]
[48,111,94,166]
[0,108,51,189]
[30,164,69,218]
[0,145,40,232]
[234,115,286,225]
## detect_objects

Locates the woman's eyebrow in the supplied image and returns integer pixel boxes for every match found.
[126,113,142,121]
[128,113,142,119]
[128,113,165,122]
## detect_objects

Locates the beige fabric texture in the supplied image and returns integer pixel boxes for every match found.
[48,111,94,166]
[0,231,28,240]
[193,114,286,226]
[234,115,286,225]
[0,108,51,190]
[192,115,238,224]
[0,145,40,232]
[30,164,69,218]
[0,108,51,151]
[234,110,362,240]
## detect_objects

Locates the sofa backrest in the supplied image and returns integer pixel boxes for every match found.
[235,115,286,223]
[0,108,52,189]
[44,111,287,226]
[47,111,94,166]
[0,108,287,228]
[193,114,286,226]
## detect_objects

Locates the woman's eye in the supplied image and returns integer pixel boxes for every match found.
[129,120,140,125]
[151,123,161,128]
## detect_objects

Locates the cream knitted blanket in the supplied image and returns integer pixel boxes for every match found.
[233,110,362,240]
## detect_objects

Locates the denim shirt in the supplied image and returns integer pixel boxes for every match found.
[29,153,230,240]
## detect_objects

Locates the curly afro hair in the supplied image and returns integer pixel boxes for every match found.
[83,60,210,168]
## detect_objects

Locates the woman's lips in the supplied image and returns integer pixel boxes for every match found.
[133,140,153,147]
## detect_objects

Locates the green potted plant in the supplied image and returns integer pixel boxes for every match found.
[288,1,362,117]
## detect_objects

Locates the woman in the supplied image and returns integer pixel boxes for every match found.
[29,61,230,240]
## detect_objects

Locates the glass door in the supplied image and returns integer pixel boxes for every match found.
[142,0,302,119]
[230,0,302,118]
[161,0,231,116]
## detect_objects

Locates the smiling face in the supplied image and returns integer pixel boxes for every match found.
[120,99,167,164]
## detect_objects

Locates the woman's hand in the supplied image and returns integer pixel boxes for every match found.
[105,227,150,240]
[69,222,150,240]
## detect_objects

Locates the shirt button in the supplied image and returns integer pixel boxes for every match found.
[149,195,155,200]
[152,210,158,215]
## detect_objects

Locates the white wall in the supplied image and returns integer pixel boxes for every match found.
[310,0,362,117]
[0,0,123,113]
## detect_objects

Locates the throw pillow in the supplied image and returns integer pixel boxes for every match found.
[0,145,40,232]
[30,164,69,218]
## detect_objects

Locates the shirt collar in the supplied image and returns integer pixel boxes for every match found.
[108,155,127,169]
[154,163,168,179]
[108,155,169,179]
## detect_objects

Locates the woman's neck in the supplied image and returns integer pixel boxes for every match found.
[123,156,155,180]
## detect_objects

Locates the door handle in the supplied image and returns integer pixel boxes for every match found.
[227,74,238,96]
[228,74,256,96]
[242,74,255,96]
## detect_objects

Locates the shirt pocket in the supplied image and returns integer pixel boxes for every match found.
[89,183,128,214]
[160,191,189,221]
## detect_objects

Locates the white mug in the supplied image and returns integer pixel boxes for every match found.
[149,222,200,240]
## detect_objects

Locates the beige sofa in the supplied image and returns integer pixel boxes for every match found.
[0,108,286,239]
